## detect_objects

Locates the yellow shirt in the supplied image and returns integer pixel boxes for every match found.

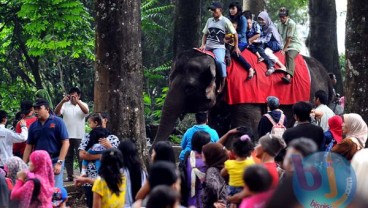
[225,157,255,187]
[92,176,126,208]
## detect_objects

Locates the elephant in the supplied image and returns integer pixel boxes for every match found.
[153,49,333,143]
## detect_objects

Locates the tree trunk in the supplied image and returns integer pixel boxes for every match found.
[94,0,146,157]
[242,0,265,15]
[344,0,368,121]
[173,0,201,57]
[307,0,342,94]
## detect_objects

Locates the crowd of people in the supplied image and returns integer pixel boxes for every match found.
[0,1,367,208]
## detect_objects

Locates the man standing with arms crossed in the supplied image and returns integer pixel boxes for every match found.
[23,99,70,187]
[54,87,89,182]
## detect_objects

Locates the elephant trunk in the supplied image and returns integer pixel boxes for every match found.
[153,88,185,144]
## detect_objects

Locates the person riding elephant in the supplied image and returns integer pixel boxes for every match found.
[152,49,333,144]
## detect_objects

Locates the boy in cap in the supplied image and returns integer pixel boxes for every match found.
[258,96,287,137]
[200,2,239,93]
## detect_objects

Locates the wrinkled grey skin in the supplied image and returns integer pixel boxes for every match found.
[153,50,333,143]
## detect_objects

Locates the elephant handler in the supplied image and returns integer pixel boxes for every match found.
[277,7,303,84]
[200,2,239,94]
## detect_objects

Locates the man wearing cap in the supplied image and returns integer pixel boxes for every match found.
[200,2,239,93]
[13,100,37,158]
[277,7,303,84]
[54,87,89,182]
[23,98,70,188]
[0,110,28,168]
[258,96,287,137]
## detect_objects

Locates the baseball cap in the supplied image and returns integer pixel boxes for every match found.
[52,187,68,207]
[208,2,223,10]
[33,98,50,108]
[266,96,280,109]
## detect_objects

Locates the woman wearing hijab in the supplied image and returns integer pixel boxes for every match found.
[331,113,368,160]
[201,143,228,208]
[11,150,54,208]
[255,11,283,76]
[4,156,28,185]
[323,115,343,151]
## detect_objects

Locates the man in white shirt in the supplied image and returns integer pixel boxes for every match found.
[55,87,89,181]
[0,110,28,168]
[313,90,335,131]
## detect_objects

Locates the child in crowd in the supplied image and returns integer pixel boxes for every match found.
[201,143,228,208]
[81,113,110,176]
[52,186,68,208]
[221,135,255,208]
[92,148,126,207]
[183,131,210,208]
[239,165,274,208]
[11,150,54,208]
[146,185,181,208]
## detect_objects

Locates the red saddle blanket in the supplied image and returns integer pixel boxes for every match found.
[225,50,311,105]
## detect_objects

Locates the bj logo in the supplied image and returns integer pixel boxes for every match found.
[292,152,356,207]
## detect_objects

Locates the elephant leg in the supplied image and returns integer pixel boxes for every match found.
[230,104,263,140]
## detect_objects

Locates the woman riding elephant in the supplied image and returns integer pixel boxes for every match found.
[153,49,333,143]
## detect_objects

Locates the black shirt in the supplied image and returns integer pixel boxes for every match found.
[283,123,324,150]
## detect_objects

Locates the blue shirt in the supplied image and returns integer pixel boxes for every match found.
[179,124,219,161]
[246,21,261,39]
[27,115,69,159]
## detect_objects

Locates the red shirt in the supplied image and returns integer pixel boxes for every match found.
[263,162,279,188]
[13,116,37,155]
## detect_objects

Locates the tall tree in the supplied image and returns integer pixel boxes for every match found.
[242,0,265,15]
[344,0,368,121]
[173,0,201,57]
[307,0,343,93]
[94,0,146,155]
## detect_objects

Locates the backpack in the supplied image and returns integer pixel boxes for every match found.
[264,113,286,138]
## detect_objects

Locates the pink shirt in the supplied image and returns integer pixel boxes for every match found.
[239,190,273,208]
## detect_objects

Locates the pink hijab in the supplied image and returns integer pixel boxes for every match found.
[24,150,55,208]
[344,113,368,148]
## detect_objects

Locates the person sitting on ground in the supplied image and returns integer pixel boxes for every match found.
[258,96,287,138]
[200,2,239,93]
[331,113,368,161]
[179,112,219,162]
[201,143,228,208]
[323,115,343,151]
[312,90,335,131]
[277,7,303,84]
[239,165,274,208]
[227,2,255,80]
[221,135,255,208]
[92,148,126,207]
[283,102,324,150]
[254,11,283,76]
[182,131,210,208]
[80,113,110,176]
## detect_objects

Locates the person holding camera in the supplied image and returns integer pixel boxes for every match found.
[54,87,89,182]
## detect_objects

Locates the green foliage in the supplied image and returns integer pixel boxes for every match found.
[16,0,94,59]
[339,54,346,82]
[0,81,36,119]
[144,87,169,125]
[169,134,182,145]
[267,0,308,24]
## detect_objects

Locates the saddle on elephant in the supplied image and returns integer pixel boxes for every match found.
[225,49,311,105]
